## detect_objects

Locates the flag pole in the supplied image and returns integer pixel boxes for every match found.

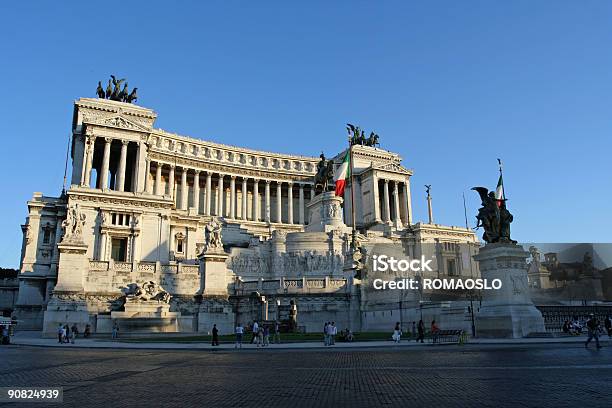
[497,158,505,200]
[348,137,357,243]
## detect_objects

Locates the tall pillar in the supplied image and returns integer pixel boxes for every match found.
[193,171,200,213]
[298,184,305,224]
[276,181,282,223]
[253,179,260,221]
[180,168,188,210]
[144,159,152,193]
[383,179,391,223]
[403,179,411,226]
[217,174,224,216]
[230,176,236,218]
[155,162,162,195]
[372,176,381,222]
[205,172,212,215]
[168,165,175,202]
[287,182,294,224]
[393,181,402,228]
[265,180,271,222]
[100,137,112,190]
[242,178,248,220]
[84,135,96,187]
[117,140,129,192]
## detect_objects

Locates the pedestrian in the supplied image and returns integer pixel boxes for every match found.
[263,325,270,346]
[431,320,440,344]
[1,325,9,345]
[84,324,91,338]
[412,321,416,341]
[70,324,78,344]
[250,321,259,344]
[112,322,119,340]
[331,322,337,345]
[585,314,602,349]
[235,323,244,349]
[323,322,329,346]
[63,325,70,343]
[57,324,63,343]
[605,316,612,339]
[273,321,281,344]
[417,319,425,343]
[212,324,219,346]
[392,322,402,343]
[256,326,264,348]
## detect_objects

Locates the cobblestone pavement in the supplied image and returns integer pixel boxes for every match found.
[1,343,611,408]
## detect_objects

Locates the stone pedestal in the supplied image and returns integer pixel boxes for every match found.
[42,296,91,337]
[197,250,230,297]
[306,191,351,233]
[475,244,545,338]
[197,299,235,335]
[54,241,89,292]
[109,300,181,333]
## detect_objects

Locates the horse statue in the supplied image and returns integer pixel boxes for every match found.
[313,154,335,194]
[366,132,379,147]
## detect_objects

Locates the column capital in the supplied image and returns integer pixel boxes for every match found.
[194,169,201,175]
[287,181,293,187]
[120,139,129,146]
[104,137,113,143]
[265,179,271,185]
[384,179,389,184]
[230,175,237,180]
[169,164,176,170]
[218,173,224,179]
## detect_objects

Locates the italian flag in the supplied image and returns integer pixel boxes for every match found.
[334,151,351,197]
[495,173,504,206]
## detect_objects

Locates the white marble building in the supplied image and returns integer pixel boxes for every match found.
[15,97,479,334]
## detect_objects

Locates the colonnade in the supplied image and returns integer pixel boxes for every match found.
[375,178,411,228]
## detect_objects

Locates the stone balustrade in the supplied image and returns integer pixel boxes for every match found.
[235,276,348,295]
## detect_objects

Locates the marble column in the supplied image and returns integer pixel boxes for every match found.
[393,181,402,228]
[265,180,271,222]
[287,182,294,224]
[217,174,224,216]
[84,136,96,187]
[372,176,381,222]
[298,184,305,224]
[253,179,260,222]
[144,159,152,194]
[116,140,129,192]
[276,181,282,223]
[403,179,412,226]
[154,162,162,195]
[100,137,112,190]
[383,179,391,223]
[168,165,175,202]
[230,176,236,218]
[242,178,248,220]
[193,171,200,213]
[205,172,212,215]
[180,168,188,210]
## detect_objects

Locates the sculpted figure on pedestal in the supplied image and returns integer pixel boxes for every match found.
[125,281,171,303]
[204,218,223,252]
[472,187,515,244]
[61,203,86,243]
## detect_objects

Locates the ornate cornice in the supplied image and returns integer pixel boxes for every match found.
[67,187,174,210]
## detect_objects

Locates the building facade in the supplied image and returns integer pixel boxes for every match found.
[15,97,479,334]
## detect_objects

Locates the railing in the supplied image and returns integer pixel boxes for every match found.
[237,277,348,295]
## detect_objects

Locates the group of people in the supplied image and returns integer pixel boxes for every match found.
[323,322,338,346]
[391,320,435,343]
[57,324,81,344]
[561,314,612,348]
[231,321,282,348]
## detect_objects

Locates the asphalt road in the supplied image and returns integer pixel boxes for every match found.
[1,343,611,408]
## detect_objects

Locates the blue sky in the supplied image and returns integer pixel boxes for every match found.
[1,1,611,268]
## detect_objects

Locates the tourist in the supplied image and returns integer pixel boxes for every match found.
[256,325,264,348]
[1,325,9,345]
[57,324,63,343]
[235,323,244,348]
[251,321,259,344]
[585,314,602,349]
[212,324,219,346]
[263,325,270,346]
[604,316,612,339]
[112,322,119,340]
[273,321,281,344]
[331,322,337,345]
[70,324,78,344]
[323,322,329,346]
[417,319,425,343]
[63,325,70,343]
[412,321,417,341]
[392,322,402,343]
[84,324,91,338]
[562,320,571,334]
[431,320,440,344]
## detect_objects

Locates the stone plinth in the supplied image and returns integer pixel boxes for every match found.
[54,241,89,292]
[42,296,91,336]
[198,250,230,297]
[306,191,351,233]
[475,244,545,338]
[109,300,180,333]
[198,299,235,335]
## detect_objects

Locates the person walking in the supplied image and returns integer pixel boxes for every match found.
[263,325,270,347]
[393,322,402,343]
[84,324,91,338]
[63,325,70,344]
[331,322,337,345]
[70,324,78,344]
[57,324,63,343]
[250,321,259,344]
[256,325,264,348]
[1,325,9,345]
[323,322,329,346]
[585,314,602,349]
[604,316,612,339]
[111,322,119,340]
[273,321,281,344]
[211,324,219,346]
[235,323,244,349]
[417,319,425,343]
[431,320,440,344]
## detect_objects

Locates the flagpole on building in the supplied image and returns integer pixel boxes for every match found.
[497,158,505,200]
[348,137,357,243]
